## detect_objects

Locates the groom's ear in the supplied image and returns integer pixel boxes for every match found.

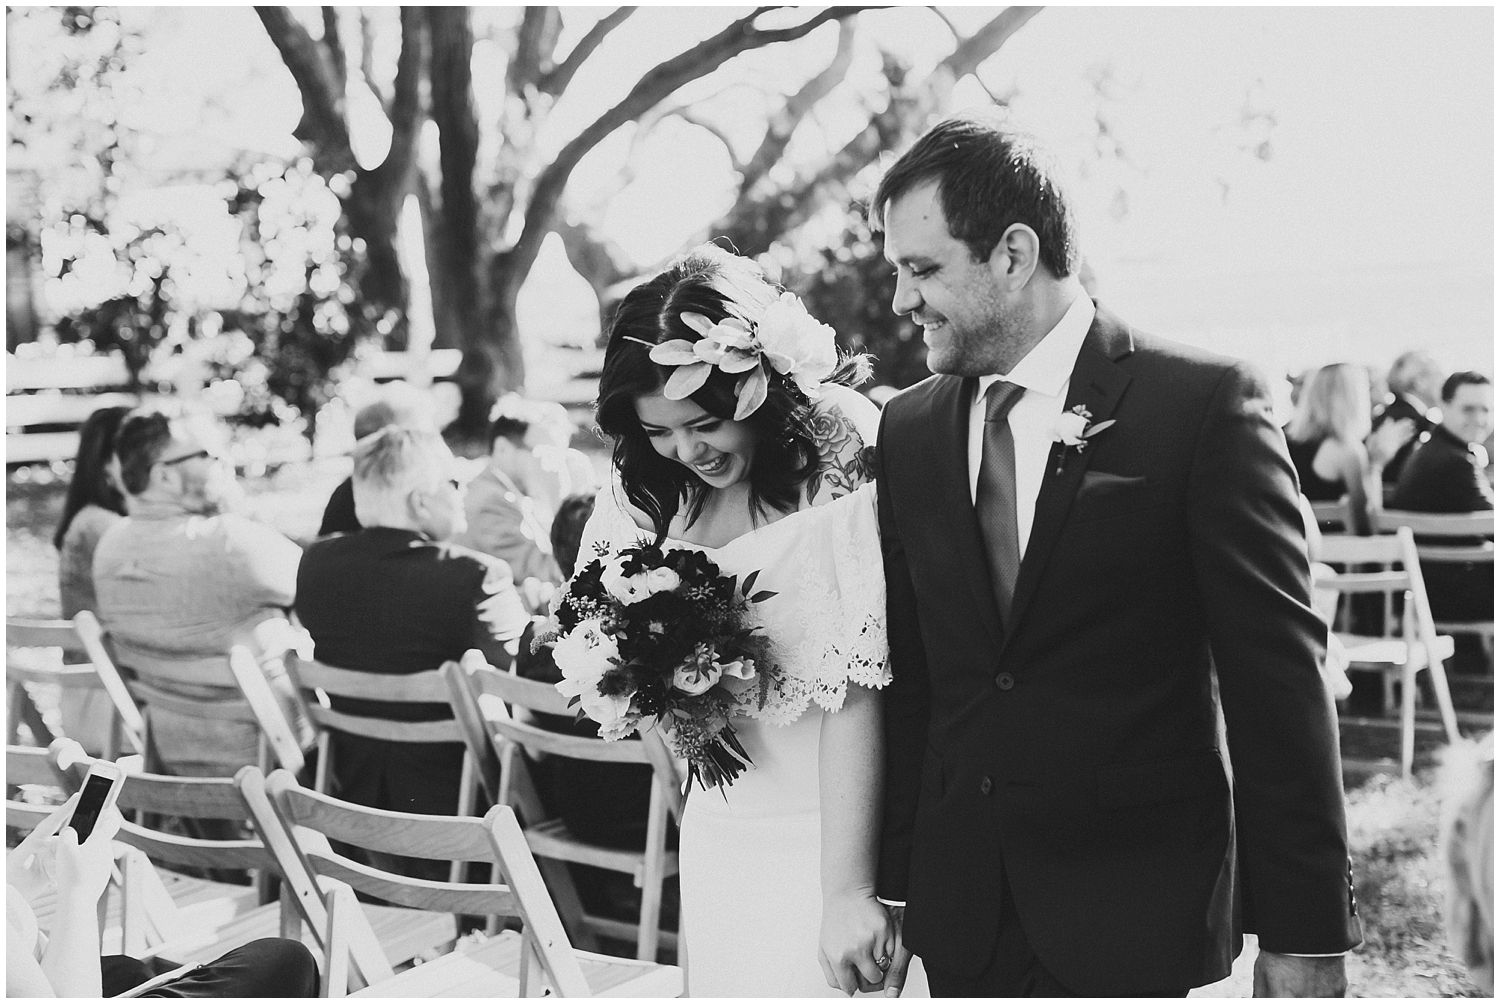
[989,223,1041,291]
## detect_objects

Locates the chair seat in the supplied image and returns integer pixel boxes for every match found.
[526,817,680,879]
[149,897,457,970]
[350,929,685,997]
[1336,632,1455,670]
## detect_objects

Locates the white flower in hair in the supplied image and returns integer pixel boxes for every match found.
[756,292,838,400]
[645,292,838,420]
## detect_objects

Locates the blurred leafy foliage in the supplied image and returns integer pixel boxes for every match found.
[784,204,931,392]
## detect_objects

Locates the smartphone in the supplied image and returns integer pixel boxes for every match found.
[66,761,125,843]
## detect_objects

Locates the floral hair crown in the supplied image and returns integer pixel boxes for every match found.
[622,290,838,420]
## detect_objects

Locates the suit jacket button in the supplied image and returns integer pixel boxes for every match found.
[980,776,994,795]
[995,672,1015,691]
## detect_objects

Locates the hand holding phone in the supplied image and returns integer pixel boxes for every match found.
[66,761,125,843]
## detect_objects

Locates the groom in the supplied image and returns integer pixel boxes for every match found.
[870,111,1361,996]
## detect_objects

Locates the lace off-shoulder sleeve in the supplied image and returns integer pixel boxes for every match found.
[738,482,891,725]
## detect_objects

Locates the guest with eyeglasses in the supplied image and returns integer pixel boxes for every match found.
[91,408,308,778]
[294,426,529,875]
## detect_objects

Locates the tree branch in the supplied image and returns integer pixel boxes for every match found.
[322,7,346,88]
[512,6,871,274]
[509,6,562,94]
[255,5,355,173]
[538,6,637,97]
[368,6,425,209]
[737,18,856,199]
[938,5,1042,78]
[359,8,386,112]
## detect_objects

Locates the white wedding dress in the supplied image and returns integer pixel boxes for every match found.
[581,479,924,997]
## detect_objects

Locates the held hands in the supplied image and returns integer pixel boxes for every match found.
[819,890,897,996]
[1253,950,1348,997]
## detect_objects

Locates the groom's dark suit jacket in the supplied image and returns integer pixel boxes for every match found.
[876,305,1361,994]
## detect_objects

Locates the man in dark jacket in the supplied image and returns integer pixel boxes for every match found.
[1390,371,1494,620]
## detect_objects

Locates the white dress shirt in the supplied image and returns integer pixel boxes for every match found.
[969,292,1096,555]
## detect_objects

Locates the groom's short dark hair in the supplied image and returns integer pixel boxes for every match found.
[871,109,1080,279]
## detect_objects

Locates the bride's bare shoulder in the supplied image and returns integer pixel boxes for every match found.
[803,383,880,507]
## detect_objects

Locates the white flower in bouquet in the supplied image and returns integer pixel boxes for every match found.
[553,617,618,677]
[756,292,838,399]
[554,619,635,727]
[600,557,682,603]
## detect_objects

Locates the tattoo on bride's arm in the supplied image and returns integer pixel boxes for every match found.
[807,410,874,503]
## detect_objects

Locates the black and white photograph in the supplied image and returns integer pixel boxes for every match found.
[5,5,1493,998]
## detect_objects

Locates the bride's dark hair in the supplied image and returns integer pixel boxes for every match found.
[596,244,869,539]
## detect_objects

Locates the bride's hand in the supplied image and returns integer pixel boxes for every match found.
[819,890,896,996]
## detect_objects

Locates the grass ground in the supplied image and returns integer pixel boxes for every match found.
[5,460,1487,996]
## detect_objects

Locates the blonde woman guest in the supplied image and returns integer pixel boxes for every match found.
[1284,362,1413,534]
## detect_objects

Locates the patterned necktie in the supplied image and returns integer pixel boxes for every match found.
[976,381,1026,625]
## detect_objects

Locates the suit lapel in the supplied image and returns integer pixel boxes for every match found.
[1002,306,1135,652]
[928,375,1005,652]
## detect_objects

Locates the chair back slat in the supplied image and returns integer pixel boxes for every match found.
[469,665,576,717]
[113,821,268,872]
[291,659,452,703]
[1316,532,1406,567]
[7,662,104,688]
[487,717,654,764]
[6,742,76,832]
[302,706,460,744]
[1414,541,1496,563]
[1373,509,1495,537]
[6,618,80,648]
[127,678,262,724]
[113,771,254,820]
[273,775,496,863]
[113,647,239,690]
[1310,569,1410,594]
[305,852,524,917]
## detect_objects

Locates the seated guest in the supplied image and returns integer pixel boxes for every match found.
[511,395,600,523]
[516,491,659,851]
[55,405,132,618]
[318,382,436,537]
[1389,371,1495,622]
[1285,362,1411,534]
[295,426,528,844]
[51,404,131,752]
[93,410,306,777]
[7,799,319,997]
[454,407,564,614]
[1376,349,1445,487]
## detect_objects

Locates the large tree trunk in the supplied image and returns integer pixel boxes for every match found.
[342,175,409,348]
[452,250,527,436]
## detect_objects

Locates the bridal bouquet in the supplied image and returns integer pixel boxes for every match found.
[538,541,778,791]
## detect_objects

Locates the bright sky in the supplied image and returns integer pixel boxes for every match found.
[34,5,1497,380]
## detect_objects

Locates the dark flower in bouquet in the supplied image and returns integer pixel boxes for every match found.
[538,540,778,791]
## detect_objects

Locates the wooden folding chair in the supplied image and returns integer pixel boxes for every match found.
[1315,525,1461,776]
[6,612,144,758]
[1373,509,1495,656]
[50,740,452,972]
[1306,496,1351,533]
[6,740,78,833]
[446,657,684,962]
[237,766,683,997]
[282,654,481,882]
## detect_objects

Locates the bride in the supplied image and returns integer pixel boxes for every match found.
[580,243,898,996]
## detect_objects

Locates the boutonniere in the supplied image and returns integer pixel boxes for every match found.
[1051,405,1116,474]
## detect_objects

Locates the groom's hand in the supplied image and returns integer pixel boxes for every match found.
[1252,951,1347,997]
[881,905,912,997]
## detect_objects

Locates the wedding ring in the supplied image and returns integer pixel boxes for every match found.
[876,955,891,970]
